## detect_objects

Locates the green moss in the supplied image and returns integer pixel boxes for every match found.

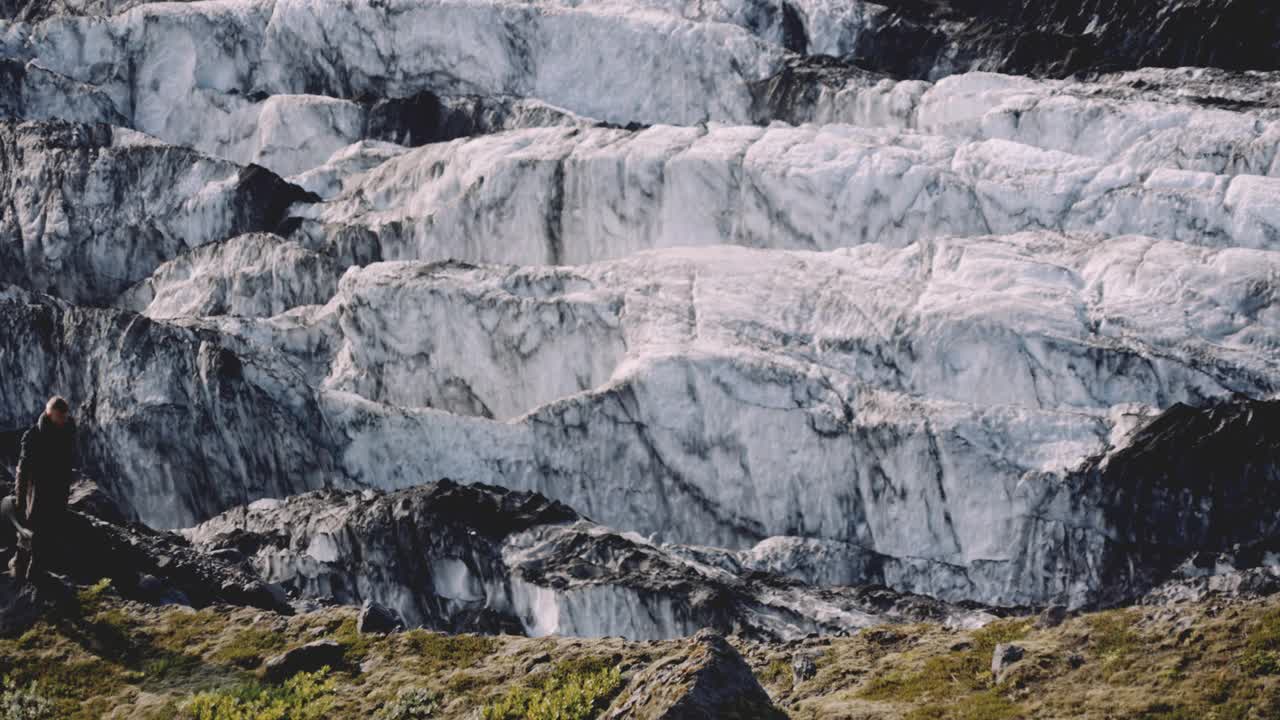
[142,652,205,682]
[181,667,337,720]
[331,616,378,663]
[0,655,128,718]
[549,655,622,681]
[482,665,622,720]
[152,610,233,654]
[400,630,497,675]
[212,628,289,669]
[969,620,1032,657]
[84,608,140,663]
[1240,650,1280,677]
[444,671,488,695]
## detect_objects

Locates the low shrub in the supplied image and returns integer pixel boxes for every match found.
[375,687,443,719]
[0,677,56,720]
[181,667,336,720]
[482,665,622,720]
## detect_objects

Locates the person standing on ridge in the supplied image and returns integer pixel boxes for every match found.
[9,396,79,582]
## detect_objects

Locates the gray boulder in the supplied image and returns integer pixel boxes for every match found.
[1035,605,1069,629]
[791,652,818,683]
[991,643,1025,683]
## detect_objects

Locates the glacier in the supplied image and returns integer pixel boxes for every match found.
[2,0,1279,637]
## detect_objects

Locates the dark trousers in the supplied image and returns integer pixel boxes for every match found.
[9,511,64,581]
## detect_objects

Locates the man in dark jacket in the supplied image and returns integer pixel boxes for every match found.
[9,395,78,581]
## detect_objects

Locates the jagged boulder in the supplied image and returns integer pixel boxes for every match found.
[357,599,402,635]
[602,629,786,719]
[263,639,346,683]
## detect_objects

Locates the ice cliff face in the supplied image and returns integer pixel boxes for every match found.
[2,0,1279,633]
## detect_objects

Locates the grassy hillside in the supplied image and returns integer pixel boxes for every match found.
[1,580,1277,719]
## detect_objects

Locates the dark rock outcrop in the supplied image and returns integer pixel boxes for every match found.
[1035,605,1068,630]
[1037,398,1280,607]
[0,574,49,636]
[846,0,1280,79]
[357,599,403,635]
[991,643,1025,683]
[263,639,346,682]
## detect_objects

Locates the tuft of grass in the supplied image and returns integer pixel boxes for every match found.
[761,658,794,691]
[861,620,1031,700]
[1084,610,1143,681]
[857,619,1030,719]
[75,578,114,616]
[1125,701,1201,720]
[180,667,336,720]
[1241,608,1280,677]
[904,690,1021,720]
[1086,610,1141,657]
[482,665,622,720]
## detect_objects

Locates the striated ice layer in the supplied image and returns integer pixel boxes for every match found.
[320,235,1280,420]
[0,295,334,527]
[298,124,1280,272]
[116,233,341,319]
[4,0,1280,180]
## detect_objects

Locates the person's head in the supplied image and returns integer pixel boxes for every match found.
[44,396,70,427]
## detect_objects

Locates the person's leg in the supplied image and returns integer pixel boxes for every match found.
[10,541,32,581]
